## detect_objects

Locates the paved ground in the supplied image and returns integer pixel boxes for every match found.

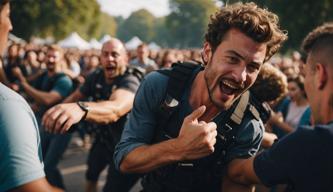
[59,135,142,192]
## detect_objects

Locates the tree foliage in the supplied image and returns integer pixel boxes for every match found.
[218,0,333,51]
[255,0,333,51]
[117,9,155,42]
[165,0,218,48]
[95,12,118,38]
[11,0,108,40]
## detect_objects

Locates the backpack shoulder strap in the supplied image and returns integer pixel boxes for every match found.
[230,91,250,124]
[154,61,202,141]
[213,91,262,162]
[126,66,146,81]
[158,61,201,102]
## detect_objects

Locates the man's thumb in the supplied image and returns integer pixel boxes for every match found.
[186,105,206,122]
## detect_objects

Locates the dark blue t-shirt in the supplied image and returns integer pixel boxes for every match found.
[254,124,333,191]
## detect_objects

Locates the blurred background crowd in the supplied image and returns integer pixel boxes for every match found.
[2,0,332,191]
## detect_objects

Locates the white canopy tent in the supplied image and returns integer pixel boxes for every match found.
[9,33,25,44]
[89,38,102,49]
[31,36,54,45]
[58,32,90,50]
[99,34,112,44]
[125,36,142,50]
[148,42,161,51]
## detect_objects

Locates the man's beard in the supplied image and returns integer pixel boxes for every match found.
[47,62,56,72]
[204,72,246,110]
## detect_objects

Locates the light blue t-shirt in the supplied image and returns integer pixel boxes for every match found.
[0,83,44,191]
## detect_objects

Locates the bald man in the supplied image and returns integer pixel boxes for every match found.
[42,39,141,192]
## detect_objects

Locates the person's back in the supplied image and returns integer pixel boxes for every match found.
[0,83,44,191]
[254,125,333,191]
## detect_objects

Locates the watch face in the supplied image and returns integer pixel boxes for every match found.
[78,101,89,111]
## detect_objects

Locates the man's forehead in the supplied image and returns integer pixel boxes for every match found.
[102,41,124,53]
[47,50,60,56]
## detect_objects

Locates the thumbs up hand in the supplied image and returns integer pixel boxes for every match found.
[175,105,218,161]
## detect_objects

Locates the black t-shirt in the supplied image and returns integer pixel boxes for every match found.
[254,124,333,191]
[79,67,140,149]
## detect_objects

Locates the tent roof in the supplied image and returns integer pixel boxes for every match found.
[148,42,161,50]
[99,34,112,44]
[58,32,90,50]
[89,38,102,49]
[125,36,142,50]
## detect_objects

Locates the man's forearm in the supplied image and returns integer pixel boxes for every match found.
[85,100,132,124]
[21,82,60,106]
[120,139,184,173]
[62,89,84,103]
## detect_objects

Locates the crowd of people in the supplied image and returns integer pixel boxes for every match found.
[1,1,333,192]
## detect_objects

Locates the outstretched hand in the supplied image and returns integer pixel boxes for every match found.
[42,103,86,134]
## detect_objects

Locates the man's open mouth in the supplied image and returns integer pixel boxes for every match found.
[219,79,243,95]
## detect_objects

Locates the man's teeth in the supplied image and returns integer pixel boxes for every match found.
[222,80,238,89]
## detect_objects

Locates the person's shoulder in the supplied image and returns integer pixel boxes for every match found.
[56,72,71,81]
[130,58,139,65]
[143,70,169,85]
[0,83,27,106]
[135,71,169,99]
[306,124,333,140]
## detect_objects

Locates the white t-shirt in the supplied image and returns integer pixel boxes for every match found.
[285,101,309,129]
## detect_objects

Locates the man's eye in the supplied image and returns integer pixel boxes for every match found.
[247,64,259,73]
[227,56,238,64]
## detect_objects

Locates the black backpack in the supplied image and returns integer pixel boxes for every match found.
[142,62,267,192]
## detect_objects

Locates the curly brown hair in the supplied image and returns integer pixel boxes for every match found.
[250,63,288,102]
[205,2,287,62]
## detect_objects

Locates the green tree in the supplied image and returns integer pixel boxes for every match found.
[11,0,40,40]
[152,17,173,47]
[117,9,155,42]
[254,0,333,51]
[11,0,102,40]
[166,0,218,48]
[94,12,117,38]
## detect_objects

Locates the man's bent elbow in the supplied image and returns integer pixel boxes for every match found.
[228,167,260,186]
[119,158,135,173]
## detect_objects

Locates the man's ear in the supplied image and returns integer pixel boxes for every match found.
[316,63,328,90]
[202,42,212,65]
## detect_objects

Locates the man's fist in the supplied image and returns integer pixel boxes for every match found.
[175,105,218,161]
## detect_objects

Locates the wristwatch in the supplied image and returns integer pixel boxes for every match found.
[77,101,89,121]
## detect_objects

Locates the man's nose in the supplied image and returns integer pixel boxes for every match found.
[48,57,55,62]
[107,54,115,62]
[233,65,247,83]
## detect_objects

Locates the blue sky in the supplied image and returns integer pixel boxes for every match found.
[97,0,171,18]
